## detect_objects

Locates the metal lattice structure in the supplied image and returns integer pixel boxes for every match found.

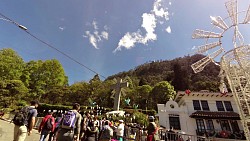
[221,45,250,140]
[191,0,250,140]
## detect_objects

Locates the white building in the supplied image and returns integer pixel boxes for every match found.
[156,90,246,140]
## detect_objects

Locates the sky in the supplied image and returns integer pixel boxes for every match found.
[1,0,250,84]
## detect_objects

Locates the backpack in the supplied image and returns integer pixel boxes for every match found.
[13,106,30,126]
[55,117,62,128]
[44,117,53,130]
[61,110,76,129]
[100,126,113,139]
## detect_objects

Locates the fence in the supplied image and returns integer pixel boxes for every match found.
[126,128,246,141]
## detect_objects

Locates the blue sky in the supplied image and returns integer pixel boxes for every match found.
[1,0,250,84]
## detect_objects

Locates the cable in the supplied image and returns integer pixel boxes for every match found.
[0,12,106,79]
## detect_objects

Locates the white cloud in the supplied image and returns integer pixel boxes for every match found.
[59,26,65,31]
[152,0,169,20]
[113,32,143,53]
[83,21,109,49]
[104,25,108,30]
[166,26,171,33]
[89,34,98,49]
[114,0,170,52]
[92,21,98,30]
[141,13,157,43]
[101,31,109,40]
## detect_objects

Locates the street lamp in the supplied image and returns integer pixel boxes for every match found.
[0,15,27,31]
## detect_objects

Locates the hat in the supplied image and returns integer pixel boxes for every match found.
[148,116,155,120]
[119,120,124,123]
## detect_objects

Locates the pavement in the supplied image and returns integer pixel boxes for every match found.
[0,119,41,141]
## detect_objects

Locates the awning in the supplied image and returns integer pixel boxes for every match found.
[190,111,241,120]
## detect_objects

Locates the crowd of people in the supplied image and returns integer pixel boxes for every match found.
[12,101,162,141]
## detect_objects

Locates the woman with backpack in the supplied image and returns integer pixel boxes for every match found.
[38,112,56,141]
[48,112,62,141]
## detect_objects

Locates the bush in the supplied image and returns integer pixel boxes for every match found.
[141,110,156,116]
[133,111,149,127]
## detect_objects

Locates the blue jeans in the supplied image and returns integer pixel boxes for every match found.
[39,129,50,141]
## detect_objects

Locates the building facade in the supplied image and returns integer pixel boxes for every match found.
[156,91,246,140]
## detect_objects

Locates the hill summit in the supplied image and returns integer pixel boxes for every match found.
[107,54,221,92]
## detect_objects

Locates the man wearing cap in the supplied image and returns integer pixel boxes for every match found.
[115,120,125,141]
[13,100,39,141]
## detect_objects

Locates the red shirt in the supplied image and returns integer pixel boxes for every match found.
[39,114,56,132]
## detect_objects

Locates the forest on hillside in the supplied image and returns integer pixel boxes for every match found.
[0,48,221,111]
[107,54,221,92]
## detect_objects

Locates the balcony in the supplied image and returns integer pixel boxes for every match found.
[196,129,246,140]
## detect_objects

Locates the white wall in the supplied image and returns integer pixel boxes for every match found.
[157,92,244,135]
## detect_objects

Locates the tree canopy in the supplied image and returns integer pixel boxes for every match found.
[0,48,221,111]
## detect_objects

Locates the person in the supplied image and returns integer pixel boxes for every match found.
[99,120,113,141]
[135,126,143,141]
[38,112,56,141]
[85,121,99,141]
[124,123,130,141]
[57,103,82,141]
[186,136,191,141]
[167,126,176,141]
[99,117,106,131]
[13,100,39,141]
[115,120,125,141]
[81,112,91,140]
[48,112,63,141]
[146,116,158,141]
[177,135,184,141]
[93,115,100,141]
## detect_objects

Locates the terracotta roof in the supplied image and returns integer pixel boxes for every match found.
[190,111,241,120]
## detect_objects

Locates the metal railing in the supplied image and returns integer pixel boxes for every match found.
[196,129,246,140]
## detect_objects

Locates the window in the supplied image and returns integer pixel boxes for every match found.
[205,120,214,131]
[224,101,233,111]
[230,120,240,132]
[193,100,201,110]
[169,116,181,130]
[201,100,210,111]
[196,119,206,133]
[220,120,231,131]
[216,101,225,111]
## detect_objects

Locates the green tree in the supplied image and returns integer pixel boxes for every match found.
[69,81,90,105]
[149,81,176,110]
[0,80,28,107]
[41,86,70,105]
[172,63,189,91]
[0,48,24,80]
[137,85,152,109]
[25,59,68,101]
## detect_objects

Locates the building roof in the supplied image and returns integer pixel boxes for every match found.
[174,91,233,103]
[190,111,241,120]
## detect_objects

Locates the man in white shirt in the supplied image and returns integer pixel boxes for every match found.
[116,120,125,141]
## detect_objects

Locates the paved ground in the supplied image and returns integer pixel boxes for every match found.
[0,119,40,141]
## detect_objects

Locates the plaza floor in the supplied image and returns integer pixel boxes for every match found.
[0,119,40,141]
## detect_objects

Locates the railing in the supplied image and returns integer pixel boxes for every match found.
[196,129,246,140]
[158,130,206,141]
[124,128,207,141]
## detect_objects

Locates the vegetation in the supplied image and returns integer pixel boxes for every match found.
[0,48,221,112]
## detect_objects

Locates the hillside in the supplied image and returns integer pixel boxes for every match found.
[106,54,221,92]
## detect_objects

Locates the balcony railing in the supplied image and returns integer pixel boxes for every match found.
[196,129,246,140]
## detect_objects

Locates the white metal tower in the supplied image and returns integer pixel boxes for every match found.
[191,0,250,140]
